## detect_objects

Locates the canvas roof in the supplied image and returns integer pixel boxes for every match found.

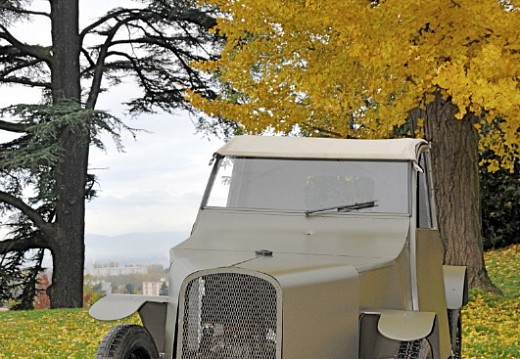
[216,136,428,161]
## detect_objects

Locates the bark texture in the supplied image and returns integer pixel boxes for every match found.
[411,94,500,293]
[47,0,86,308]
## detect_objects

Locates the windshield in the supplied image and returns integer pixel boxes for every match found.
[204,157,410,215]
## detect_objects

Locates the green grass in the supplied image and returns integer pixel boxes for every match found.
[462,245,520,359]
[0,245,518,358]
[0,308,140,358]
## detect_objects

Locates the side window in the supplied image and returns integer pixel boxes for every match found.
[417,152,436,228]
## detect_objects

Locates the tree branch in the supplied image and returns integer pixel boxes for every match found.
[0,119,30,133]
[0,25,52,62]
[80,47,96,69]
[104,50,154,92]
[299,122,344,138]
[182,7,218,29]
[84,13,137,110]
[0,235,50,254]
[0,77,51,88]
[0,5,51,19]
[80,4,218,110]
[79,8,142,39]
[0,191,53,236]
[0,58,46,76]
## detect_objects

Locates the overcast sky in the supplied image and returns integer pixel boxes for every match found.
[85,105,224,237]
[0,88,225,238]
[0,0,226,238]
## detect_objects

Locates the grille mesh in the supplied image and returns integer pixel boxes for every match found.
[181,272,278,359]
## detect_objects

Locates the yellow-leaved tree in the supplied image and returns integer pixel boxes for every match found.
[190,0,519,291]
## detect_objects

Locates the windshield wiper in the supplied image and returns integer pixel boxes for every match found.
[305,200,377,216]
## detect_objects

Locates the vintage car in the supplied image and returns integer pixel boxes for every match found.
[90,136,468,359]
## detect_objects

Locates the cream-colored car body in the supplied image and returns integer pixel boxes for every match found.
[90,136,468,359]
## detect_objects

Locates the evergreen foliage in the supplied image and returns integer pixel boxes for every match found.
[0,249,44,310]
[0,0,220,308]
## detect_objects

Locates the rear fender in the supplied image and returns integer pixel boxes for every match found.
[443,265,468,309]
[89,295,169,352]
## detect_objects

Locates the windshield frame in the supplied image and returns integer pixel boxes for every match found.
[201,155,413,216]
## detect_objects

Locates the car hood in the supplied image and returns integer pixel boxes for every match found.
[173,208,410,265]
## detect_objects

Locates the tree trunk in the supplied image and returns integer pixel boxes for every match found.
[414,93,500,293]
[50,0,81,102]
[48,226,85,308]
[46,0,87,308]
[47,125,89,308]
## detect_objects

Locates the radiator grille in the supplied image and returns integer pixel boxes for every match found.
[180,272,278,359]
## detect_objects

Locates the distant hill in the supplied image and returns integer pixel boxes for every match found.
[85,231,189,267]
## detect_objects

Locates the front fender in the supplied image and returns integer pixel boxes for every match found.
[362,309,437,341]
[90,295,169,353]
[361,309,444,359]
[89,294,168,321]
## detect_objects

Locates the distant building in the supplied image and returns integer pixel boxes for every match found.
[100,281,112,296]
[89,265,147,277]
[34,273,51,310]
[143,281,163,296]
[86,280,112,296]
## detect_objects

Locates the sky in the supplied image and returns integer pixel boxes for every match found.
[0,87,225,238]
[83,101,224,237]
[0,0,226,239]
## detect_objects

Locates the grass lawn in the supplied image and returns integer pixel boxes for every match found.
[0,308,140,358]
[462,245,520,359]
[0,245,518,358]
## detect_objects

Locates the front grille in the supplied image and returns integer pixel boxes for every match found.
[180,272,279,359]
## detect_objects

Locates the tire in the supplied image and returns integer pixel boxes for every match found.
[95,324,159,359]
[396,338,433,359]
[448,309,462,359]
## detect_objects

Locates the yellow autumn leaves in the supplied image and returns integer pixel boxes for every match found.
[191,0,519,169]
[463,245,520,358]
[0,309,140,358]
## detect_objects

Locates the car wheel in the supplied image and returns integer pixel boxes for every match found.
[95,324,159,359]
[396,338,433,359]
[448,309,462,359]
